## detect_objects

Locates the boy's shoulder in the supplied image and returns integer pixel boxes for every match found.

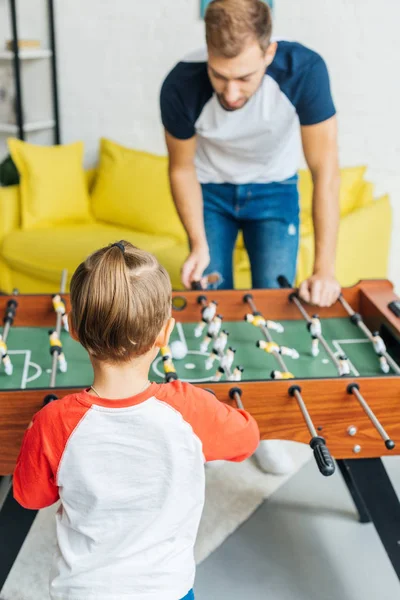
[155,380,215,403]
[32,391,90,429]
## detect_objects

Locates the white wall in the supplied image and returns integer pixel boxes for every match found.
[1,0,399,289]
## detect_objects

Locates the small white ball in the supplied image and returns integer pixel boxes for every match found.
[170,340,188,360]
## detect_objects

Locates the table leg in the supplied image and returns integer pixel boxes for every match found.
[338,458,400,581]
[0,480,37,591]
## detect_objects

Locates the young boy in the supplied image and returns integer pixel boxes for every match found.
[13,241,260,600]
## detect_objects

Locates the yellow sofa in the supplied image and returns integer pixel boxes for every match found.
[0,153,392,294]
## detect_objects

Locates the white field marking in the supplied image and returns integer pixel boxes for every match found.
[152,350,213,383]
[185,363,196,369]
[26,361,42,384]
[3,350,43,388]
[176,322,187,346]
[332,341,360,377]
[19,350,31,390]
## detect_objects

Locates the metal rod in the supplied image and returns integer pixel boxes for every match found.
[232,390,244,410]
[47,0,61,144]
[9,0,24,140]
[292,388,318,438]
[349,384,395,449]
[338,296,400,376]
[2,321,11,344]
[244,296,290,373]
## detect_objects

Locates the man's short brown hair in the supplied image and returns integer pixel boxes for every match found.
[205,0,273,58]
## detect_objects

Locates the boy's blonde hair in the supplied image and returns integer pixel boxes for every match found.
[205,0,272,58]
[70,241,172,362]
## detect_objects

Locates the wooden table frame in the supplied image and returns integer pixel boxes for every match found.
[1,279,400,589]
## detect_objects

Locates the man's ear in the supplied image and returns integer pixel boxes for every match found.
[264,41,277,67]
[67,313,79,342]
[155,317,175,349]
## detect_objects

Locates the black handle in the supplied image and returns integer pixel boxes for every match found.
[43,394,58,406]
[277,275,292,289]
[310,436,335,476]
[191,281,203,291]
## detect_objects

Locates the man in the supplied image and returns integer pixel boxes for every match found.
[160,0,341,307]
[160,0,340,474]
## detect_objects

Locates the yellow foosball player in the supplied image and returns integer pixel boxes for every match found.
[160,345,172,360]
[52,294,69,332]
[162,356,178,382]
[257,340,299,360]
[49,330,68,373]
[270,370,294,380]
[245,313,284,333]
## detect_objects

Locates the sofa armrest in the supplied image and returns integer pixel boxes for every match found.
[0,184,20,244]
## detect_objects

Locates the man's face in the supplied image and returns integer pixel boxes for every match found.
[207,40,277,111]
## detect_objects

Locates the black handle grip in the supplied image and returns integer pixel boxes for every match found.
[277,275,292,289]
[191,281,203,291]
[310,436,335,476]
[43,394,58,406]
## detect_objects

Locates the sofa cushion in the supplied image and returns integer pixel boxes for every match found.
[8,138,92,230]
[2,224,181,287]
[90,138,187,243]
[299,166,368,233]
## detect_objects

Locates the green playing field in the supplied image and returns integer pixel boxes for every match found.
[0,318,395,391]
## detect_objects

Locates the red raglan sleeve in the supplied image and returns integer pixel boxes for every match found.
[13,395,88,510]
[160,381,260,462]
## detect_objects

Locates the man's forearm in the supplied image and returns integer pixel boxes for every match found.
[169,167,207,249]
[312,173,340,275]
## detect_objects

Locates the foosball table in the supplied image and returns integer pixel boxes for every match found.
[1,278,400,590]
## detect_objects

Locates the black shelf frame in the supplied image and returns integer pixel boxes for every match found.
[7,0,60,143]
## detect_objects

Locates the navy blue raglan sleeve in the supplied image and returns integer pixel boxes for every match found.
[160,68,196,140]
[295,55,336,126]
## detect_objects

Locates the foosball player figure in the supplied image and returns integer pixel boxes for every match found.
[200,314,223,353]
[205,330,229,370]
[257,340,299,360]
[307,314,321,357]
[213,347,236,380]
[49,329,68,373]
[194,300,218,338]
[245,313,284,333]
[338,354,351,376]
[229,365,244,382]
[1,353,13,376]
[162,355,178,382]
[160,345,172,360]
[270,370,294,380]
[372,331,390,374]
[0,334,13,375]
[52,293,69,332]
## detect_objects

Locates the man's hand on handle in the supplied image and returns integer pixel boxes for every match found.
[181,245,210,289]
[298,271,341,307]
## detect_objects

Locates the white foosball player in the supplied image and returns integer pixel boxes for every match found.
[307,315,321,357]
[371,331,390,373]
[228,365,244,381]
[205,330,229,370]
[338,354,351,376]
[200,315,223,353]
[194,300,218,338]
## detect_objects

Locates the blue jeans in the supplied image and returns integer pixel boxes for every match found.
[180,590,194,600]
[202,176,299,289]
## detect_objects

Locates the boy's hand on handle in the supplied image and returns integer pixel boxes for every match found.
[181,245,210,289]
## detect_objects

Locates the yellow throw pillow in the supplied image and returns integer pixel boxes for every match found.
[8,138,92,229]
[90,138,186,242]
[299,165,368,221]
